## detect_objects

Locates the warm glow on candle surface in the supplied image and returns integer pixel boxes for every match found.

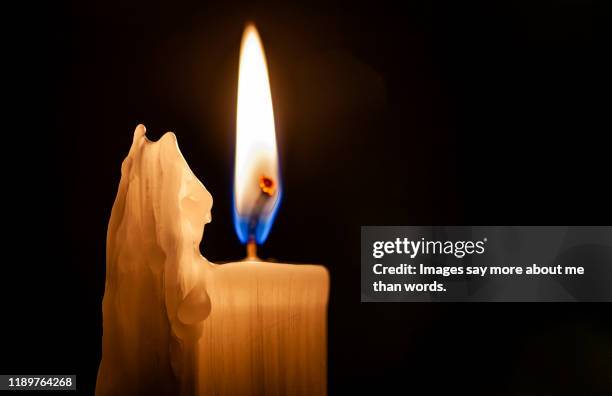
[234,24,281,245]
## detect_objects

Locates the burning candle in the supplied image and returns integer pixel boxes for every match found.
[196,24,329,395]
[96,24,329,396]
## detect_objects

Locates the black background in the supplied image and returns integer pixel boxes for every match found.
[4,0,611,395]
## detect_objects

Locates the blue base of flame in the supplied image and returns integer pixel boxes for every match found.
[233,190,282,245]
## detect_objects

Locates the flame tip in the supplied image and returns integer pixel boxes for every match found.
[242,23,260,39]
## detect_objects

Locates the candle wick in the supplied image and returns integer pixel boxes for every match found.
[245,240,259,261]
[245,176,276,260]
[246,199,265,260]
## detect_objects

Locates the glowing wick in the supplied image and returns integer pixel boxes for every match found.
[245,175,277,260]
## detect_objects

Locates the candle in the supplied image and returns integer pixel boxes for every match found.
[96,23,329,396]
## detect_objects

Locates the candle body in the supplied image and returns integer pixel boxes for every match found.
[97,125,329,396]
[199,261,328,396]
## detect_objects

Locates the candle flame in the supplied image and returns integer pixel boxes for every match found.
[233,24,282,245]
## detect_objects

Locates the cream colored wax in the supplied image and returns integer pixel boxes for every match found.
[96,125,329,396]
